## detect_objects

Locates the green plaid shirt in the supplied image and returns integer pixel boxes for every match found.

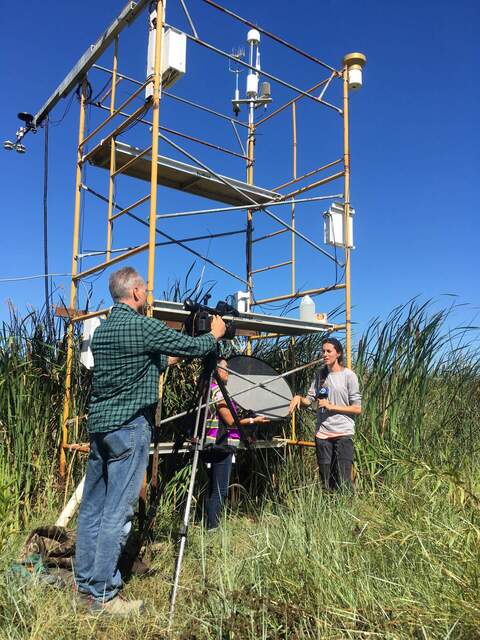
[87,303,216,433]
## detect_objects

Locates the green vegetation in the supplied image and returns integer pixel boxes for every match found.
[0,300,479,639]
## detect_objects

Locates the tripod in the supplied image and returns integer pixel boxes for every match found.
[168,350,250,632]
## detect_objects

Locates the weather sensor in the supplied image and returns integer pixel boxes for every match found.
[229,28,272,116]
[343,52,367,90]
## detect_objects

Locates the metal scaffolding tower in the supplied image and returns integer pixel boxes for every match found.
[5,0,366,476]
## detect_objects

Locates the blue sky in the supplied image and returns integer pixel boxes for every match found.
[0,0,478,340]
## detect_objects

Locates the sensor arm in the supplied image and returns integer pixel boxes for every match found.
[5,0,150,152]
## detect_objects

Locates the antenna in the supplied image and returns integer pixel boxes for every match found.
[229,47,245,116]
[228,30,272,117]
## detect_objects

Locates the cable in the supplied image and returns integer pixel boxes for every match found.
[43,117,51,329]
[90,77,113,105]
[48,91,76,126]
[0,273,72,283]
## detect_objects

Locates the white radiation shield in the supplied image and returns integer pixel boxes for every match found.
[226,355,292,420]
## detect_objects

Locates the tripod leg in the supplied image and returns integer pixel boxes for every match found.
[151,372,165,501]
[168,376,213,632]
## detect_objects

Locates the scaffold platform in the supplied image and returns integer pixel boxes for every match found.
[152,299,333,335]
[88,140,281,206]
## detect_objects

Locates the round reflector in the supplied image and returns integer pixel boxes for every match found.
[226,355,292,421]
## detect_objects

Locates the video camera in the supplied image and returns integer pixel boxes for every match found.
[183,297,238,340]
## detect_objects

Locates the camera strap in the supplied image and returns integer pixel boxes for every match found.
[214,372,251,450]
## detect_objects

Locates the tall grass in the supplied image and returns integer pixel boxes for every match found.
[355,300,480,496]
[0,298,479,639]
[0,307,89,541]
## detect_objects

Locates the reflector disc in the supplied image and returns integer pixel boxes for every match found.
[226,355,292,420]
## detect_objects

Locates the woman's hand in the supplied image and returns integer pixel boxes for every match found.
[289,395,302,414]
[318,399,333,411]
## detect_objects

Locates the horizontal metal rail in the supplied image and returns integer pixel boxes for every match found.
[73,243,149,280]
[63,443,90,453]
[248,333,286,341]
[81,80,148,147]
[200,0,338,73]
[55,306,110,322]
[92,69,249,128]
[93,102,248,159]
[253,228,289,243]
[158,124,248,160]
[177,30,342,114]
[252,284,346,306]
[158,132,341,265]
[93,64,144,86]
[111,144,153,177]
[81,184,248,284]
[110,193,150,222]
[82,102,150,163]
[251,260,291,275]
[256,78,331,127]
[163,90,249,128]
[275,438,316,448]
[80,229,246,258]
[275,159,343,191]
[156,194,342,220]
[282,171,345,200]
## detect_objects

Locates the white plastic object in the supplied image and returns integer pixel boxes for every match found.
[146,25,187,98]
[80,316,102,370]
[247,29,260,45]
[348,67,363,90]
[234,291,250,313]
[323,202,355,248]
[55,476,85,527]
[299,295,316,322]
[246,73,259,97]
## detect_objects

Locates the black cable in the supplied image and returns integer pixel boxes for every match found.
[49,91,76,126]
[43,117,51,332]
[89,77,113,105]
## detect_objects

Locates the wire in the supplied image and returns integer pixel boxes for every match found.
[49,91,76,126]
[90,77,113,105]
[43,117,51,329]
[0,273,72,283]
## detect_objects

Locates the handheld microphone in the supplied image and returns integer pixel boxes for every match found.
[317,387,329,414]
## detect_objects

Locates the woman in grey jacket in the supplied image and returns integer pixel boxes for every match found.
[289,338,362,490]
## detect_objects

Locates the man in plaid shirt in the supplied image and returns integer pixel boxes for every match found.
[74,266,225,615]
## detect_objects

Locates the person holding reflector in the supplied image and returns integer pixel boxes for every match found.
[203,358,270,530]
[289,338,362,491]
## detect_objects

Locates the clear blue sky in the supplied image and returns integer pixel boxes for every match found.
[0,0,478,339]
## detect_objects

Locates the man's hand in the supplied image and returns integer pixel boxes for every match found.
[254,416,270,424]
[210,314,226,340]
[167,356,182,366]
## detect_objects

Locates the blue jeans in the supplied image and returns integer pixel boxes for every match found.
[205,451,233,530]
[74,416,151,601]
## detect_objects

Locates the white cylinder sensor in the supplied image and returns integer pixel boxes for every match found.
[247,29,260,45]
[246,73,259,97]
[348,67,363,90]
